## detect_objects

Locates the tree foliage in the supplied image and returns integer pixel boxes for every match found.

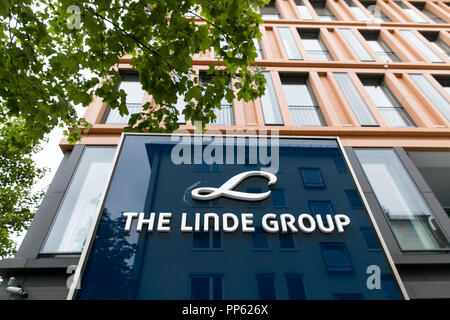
[0,0,268,257]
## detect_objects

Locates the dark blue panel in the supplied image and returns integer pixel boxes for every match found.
[361,227,381,251]
[256,275,277,300]
[300,168,324,188]
[76,135,404,300]
[285,275,306,300]
[345,189,364,209]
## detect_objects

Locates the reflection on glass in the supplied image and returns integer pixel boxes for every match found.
[278,27,302,60]
[361,78,415,127]
[280,74,325,126]
[400,30,444,63]
[256,274,277,300]
[260,72,284,125]
[260,0,280,19]
[334,73,378,126]
[340,29,374,61]
[191,275,223,300]
[410,74,450,121]
[295,0,313,19]
[285,275,306,300]
[320,242,353,273]
[345,0,370,21]
[395,1,428,23]
[355,149,450,251]
[299,30,332,61]
[312,1,336,21]
[103,76,145,124]
[42,147,116,253]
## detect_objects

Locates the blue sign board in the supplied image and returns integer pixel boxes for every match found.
[72,134,406,300]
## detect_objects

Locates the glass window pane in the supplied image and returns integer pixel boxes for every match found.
[260,0,280,19]
[253,38,264,59]
[312,0,336,21]
[285,275,306,300]
[362,79,414,127]
[320,242,352,272]
[355,149,450,250]
[299,31,332,61]
[345,0,370,21]
[334,73,378,126]
[103,77,145,124]
[365,37,399,63]
[191,276,209,300]
[279,233,296,249]
[295,0,313,19]
[340,29,374,61]
[300,168,324,188]
[410,74,450,121]
[42,147,116,253]
[395,1,428,23]
[256,275,277,300]
[278,28,302,60]
[260,72,284,125]
[400,30,444,63]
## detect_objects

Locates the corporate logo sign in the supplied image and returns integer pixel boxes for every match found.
[123,170,351,234]
[72,132,406,300]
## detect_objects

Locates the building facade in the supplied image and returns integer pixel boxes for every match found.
[1,0,450,299]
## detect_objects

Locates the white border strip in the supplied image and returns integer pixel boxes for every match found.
[67,132,409,300]
[67,133,126,300]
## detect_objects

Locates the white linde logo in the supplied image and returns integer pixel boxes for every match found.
[122,171,351,234]
[191,171,277,201]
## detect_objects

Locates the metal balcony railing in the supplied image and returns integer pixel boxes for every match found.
[102,102,141,124]
[289,105,325,126]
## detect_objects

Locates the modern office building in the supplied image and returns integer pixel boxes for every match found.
[1,0,450,300]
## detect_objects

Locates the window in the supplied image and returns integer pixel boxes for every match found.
[334,73,378,126]
[260,0,280,19]
[361,31,399,62]
[41,147,116,253]
[360,76,415,127]
[280,74,326,126]
[285,275,306,300]
[394,1,428,23]
[278,27,302,60]
[309,201,334,218]
[360,227,381,250]
[345,0,370,21]
[340,29,374,62]
[400,30,444,63]
[298,29,332,61]
[420,32,450,59]
[355,149,450,251]
[260,72,284,125]
[410,2,445,23]
[300,168,325,188]
[345,189,363,209]
[410,74,450,121]
[253,226,270,249]
[253,38,264,59]
[295,0,313,20]
[434,76,450,96]
[256,274,277,300]
[320,242,353,273]
[190,275,223,300]
[200,73,234,125]
[361,1,391,22]
[312,0,336,21]
[279,232,296,249]
[101,72,144,124]
[193,230,222,249]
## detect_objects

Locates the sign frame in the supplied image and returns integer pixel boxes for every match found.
[67,133,410,300]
